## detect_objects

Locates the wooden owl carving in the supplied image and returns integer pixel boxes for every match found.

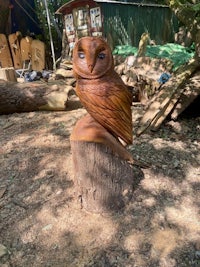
[72,36,133,146]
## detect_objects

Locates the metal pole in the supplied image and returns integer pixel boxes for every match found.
[43,0,56,70]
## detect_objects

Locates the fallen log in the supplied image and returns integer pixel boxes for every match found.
[0,80,73,114]
[137,58,199,135]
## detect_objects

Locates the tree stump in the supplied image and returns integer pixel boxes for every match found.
[70,140,144,214]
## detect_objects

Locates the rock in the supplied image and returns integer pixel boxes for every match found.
[0,244,8,257]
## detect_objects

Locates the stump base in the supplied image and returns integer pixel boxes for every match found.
[71,140,144,214]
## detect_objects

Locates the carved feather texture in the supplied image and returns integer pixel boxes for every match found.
[73,37,133,145]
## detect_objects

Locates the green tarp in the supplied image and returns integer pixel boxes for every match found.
[113,43,195,71]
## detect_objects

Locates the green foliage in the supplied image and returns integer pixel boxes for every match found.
[33,0,68,67]
[167,0,200,7]
[191,3,200,12]
[168,0,200,25]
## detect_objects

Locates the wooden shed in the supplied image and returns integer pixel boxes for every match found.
[56,0,103,57]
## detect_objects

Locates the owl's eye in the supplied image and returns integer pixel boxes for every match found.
[98,53,105,59]
[78,52,85,59]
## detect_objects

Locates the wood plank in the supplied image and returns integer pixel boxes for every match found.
[0,34,13,68]
[8,33,23,69]
[20,36,33,61]
[171,72,200,120]
[150,60,199,131]
[31,40,45,71]
[136,59,198,135]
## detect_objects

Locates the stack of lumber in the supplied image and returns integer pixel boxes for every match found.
[0,32,45,82]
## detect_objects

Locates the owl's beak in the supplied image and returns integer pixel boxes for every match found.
[86,55,96,73]
[88,63,94,73]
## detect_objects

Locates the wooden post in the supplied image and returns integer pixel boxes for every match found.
[0,68,17,82]
[70,140,143,214]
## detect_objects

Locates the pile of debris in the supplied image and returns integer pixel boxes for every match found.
[110,40,199,134]
[114,55,173,104]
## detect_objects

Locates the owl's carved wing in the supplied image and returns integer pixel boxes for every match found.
[76,77,133,145]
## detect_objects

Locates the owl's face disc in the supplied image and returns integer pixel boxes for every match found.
[72,37,113,79]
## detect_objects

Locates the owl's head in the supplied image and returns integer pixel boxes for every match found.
[72,37,114,79]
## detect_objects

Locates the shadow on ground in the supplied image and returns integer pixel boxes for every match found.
[0,109,199,267]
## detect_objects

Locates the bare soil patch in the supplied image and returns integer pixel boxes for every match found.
[0,96,199,267]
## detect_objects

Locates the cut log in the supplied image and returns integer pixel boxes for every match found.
[70,140,144,214]
[0,80,72,114]
[137,58,199,135]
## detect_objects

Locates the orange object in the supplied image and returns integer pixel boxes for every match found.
[72,36,133,145]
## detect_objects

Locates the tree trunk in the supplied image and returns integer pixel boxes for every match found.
[167,1,200,59]
[70,140,143,214]
[0,80,72,114]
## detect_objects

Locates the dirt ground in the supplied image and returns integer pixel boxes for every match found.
[0,94,200,267]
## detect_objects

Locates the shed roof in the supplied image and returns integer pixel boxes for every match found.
[55,0,99,15]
